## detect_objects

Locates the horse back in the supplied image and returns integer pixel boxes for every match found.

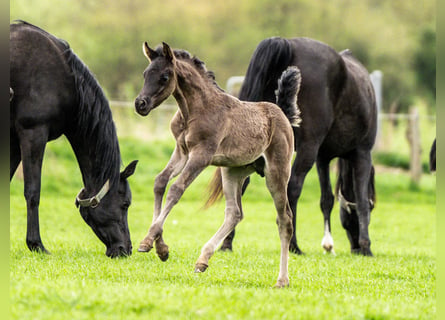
[10,22,75,139]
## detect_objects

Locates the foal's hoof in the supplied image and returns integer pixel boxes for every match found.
[194,263,208,273]
[273,279,289,288]
[156,244,169,262]
[138,243,153,253]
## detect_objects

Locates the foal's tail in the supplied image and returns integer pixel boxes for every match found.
[204,167,224,209]
[276,66,302,127]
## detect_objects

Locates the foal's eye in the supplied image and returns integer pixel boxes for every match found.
[160,73,169,83]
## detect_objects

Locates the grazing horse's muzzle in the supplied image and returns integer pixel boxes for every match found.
[135,97,151,116]
[106,242,132,258]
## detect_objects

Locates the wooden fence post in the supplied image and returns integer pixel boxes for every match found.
[406,107,421,184]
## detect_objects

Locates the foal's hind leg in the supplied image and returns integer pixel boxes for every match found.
[316,158,335,254]
[195,167,252,272]
[264,159,293,288]
[220,176,250,251]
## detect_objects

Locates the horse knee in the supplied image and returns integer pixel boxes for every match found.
[154,174,169,196]
[24,191,40,208]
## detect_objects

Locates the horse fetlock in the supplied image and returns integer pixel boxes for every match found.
[274,278,290,288]
[138,236,154,252]
[359,238,373,256]
[194,262,209,273]
[27,240,50,254]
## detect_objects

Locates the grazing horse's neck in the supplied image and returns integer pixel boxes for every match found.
[67,128,120,195]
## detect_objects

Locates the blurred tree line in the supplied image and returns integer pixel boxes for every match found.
[10,0,435,113]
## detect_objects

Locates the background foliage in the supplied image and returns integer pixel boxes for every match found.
[10,0,435,112]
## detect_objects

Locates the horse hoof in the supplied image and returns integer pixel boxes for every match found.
[273,279,289,288]
[138,243,153,253]
[194,263,208,273]
[361,248,373,257]
[219,246,232,252]
[28,244,51,255]
[157,250,169,262]
[289,244,303,255]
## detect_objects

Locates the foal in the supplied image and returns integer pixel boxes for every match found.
[135,42,301,287]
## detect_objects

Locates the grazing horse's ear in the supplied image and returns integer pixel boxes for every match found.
[142,42,157,62]
[120,160,138,179]
[162,42,175,63]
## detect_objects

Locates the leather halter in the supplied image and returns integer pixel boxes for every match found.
[75,180,110,208]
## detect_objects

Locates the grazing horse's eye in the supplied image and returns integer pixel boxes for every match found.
[160,73,169,83]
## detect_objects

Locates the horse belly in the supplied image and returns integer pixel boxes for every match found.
[211,136,268,167]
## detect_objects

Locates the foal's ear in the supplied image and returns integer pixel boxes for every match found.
[120,160,138,179]
[142,42,157,62]
[162,42,175,63]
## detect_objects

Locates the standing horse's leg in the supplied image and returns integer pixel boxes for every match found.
[316,158,335,254]
[287,145,319,254]
[18,127,49,253]
[139,148,213,257]
[351,151,373,256]
[195,167,252,272]
[140,146,188,260]
[340,205,361,254]
[10,131,22,180]
[338,159,361,253]
[220,176,250,251]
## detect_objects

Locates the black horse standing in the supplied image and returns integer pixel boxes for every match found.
[222,37,377,256]
[10,21,138,257]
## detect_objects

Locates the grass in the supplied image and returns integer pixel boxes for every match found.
[10,137,436,319]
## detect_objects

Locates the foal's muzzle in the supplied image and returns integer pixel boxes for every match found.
[135,97,151,116]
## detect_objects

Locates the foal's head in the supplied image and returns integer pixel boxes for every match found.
[135,42,177,116]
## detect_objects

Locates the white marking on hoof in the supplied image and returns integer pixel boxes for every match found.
[321,221,335,255]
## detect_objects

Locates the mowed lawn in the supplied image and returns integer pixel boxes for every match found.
[10,137,436,319]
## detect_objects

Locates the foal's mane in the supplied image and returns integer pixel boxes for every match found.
[13,21,122,187]
[154,45,223,91]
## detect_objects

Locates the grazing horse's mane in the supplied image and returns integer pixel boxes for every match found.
[153,45,223,91]
[13,20,121,186]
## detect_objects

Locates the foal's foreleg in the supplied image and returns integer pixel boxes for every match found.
[139,150,211,258]
[141,147,187,260]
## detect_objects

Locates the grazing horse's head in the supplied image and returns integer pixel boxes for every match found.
[135,42,177,116]
[76,160,138,258]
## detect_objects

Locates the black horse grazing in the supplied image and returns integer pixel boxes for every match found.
[222,37,377,256]
[10,21,138,257]
[429,139,436,172]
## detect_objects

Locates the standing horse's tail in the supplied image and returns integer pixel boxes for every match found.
[239,37,294,102]
[275,66,302,127]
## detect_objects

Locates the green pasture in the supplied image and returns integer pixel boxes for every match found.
[10,135,435,319]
